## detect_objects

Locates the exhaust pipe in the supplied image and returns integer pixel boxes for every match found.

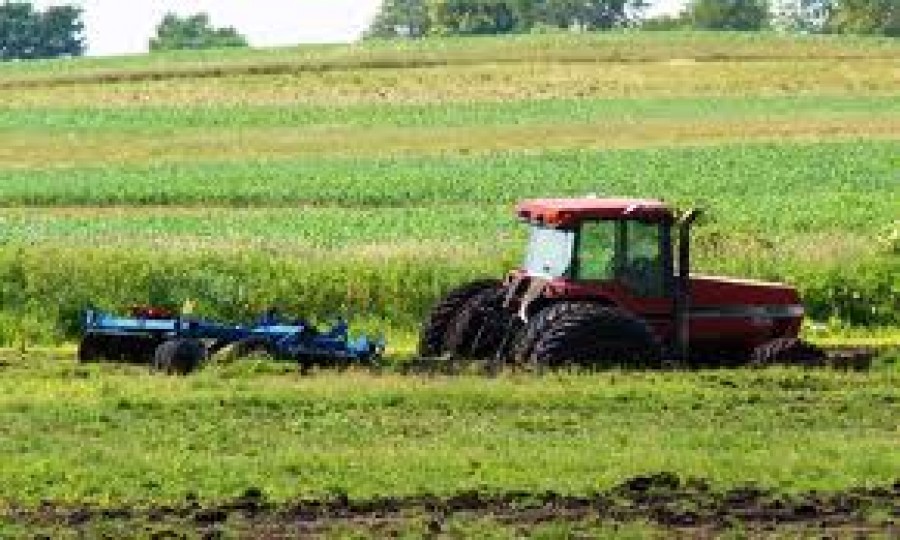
[674,208,702,363]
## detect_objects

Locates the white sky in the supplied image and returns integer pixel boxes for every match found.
[31,0,689,57]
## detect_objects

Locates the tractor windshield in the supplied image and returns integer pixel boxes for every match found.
[523,225,575,278]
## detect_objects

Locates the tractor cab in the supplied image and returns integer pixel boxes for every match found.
[518,198,676,299]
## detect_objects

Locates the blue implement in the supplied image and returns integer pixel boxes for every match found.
[80,307,385,371]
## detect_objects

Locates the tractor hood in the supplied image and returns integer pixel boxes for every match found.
[690,274,803,313]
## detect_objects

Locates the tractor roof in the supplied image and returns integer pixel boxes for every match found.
[517,198,675,228]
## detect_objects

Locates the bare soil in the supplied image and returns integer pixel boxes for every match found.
[6,473,898,538]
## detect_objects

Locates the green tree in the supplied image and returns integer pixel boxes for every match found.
[828,0,899,36]
[367,0,643,37]
[688,0,771,30]
[536,0,646,30]
[772,0,834,32]
[428,0,521,35]
[37,5,84,57]
[149,12,248,51]
[367,0,431,37]
[0,2,84,60]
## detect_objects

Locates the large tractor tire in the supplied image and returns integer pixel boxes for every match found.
[418,279,501,357]
[443,287,509,359]
[529,304,662,370]
[750,338,826,368]
[507,302,591,366]
[153,339,207,375]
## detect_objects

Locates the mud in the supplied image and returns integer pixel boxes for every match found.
[5,473,899,537]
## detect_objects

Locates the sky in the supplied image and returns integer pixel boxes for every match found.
[31,0,689,57]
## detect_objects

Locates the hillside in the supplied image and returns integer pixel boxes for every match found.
[0,31,897,343]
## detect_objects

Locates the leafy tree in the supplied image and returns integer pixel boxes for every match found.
[428,0,522,35]
[535,0,646,30]
[149,12,247,51]
[772,0,834,32]
[0,2,84,60]
[366,0,431,37]
[641,12,693,30]
[368,0,644,37]
[38,5,84,57]
[687,0,771,31]
[827,0,899,36]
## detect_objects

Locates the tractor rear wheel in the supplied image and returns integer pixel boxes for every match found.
[751,338,826,368]
[418,279,501,357]
[153,339,207,375]
[443,287,508,359]
[529,304,662,370]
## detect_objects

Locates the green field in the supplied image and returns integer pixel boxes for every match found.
[0,31,898,537]
[0,352,897,537]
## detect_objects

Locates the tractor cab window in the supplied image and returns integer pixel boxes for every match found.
[577,221,617,281]
[523,225,575,278]
[576,219,666,297]
[618,221,665,297]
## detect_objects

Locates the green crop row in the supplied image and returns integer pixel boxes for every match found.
[0,142,895,230]
[3,95,898,132]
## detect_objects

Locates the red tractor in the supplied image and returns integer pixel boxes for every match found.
[420,197,829,369]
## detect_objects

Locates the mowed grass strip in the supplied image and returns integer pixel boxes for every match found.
[0,355,896,504]
[1,31,897,84]
[4,58,897,108]
[2,116,898,167]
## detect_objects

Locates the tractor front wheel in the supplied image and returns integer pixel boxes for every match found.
[529,304,662,370]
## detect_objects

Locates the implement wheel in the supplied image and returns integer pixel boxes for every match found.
[418,279,500,357]
[231,336,277,359]
[78,333,108,363]
[530,304,662,370]
[153,339,207,375]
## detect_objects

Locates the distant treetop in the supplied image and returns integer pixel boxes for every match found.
[0,2,84,60]
[150,12,248,52]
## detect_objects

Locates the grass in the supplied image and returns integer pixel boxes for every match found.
[5,58,897,108]
[0,141,895,213]
[1,31,897,80]
[0,142,894,341]
[0,352,896,505]
[0,32,898,536]
[4,95,899,131]
[2,116,897,168]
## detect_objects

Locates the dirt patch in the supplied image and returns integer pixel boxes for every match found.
[5,473,899,537]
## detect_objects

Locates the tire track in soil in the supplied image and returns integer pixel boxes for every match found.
[5,473,900,536]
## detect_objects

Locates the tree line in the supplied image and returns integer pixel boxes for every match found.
[368,0,898,37]
[0,0,896,62]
